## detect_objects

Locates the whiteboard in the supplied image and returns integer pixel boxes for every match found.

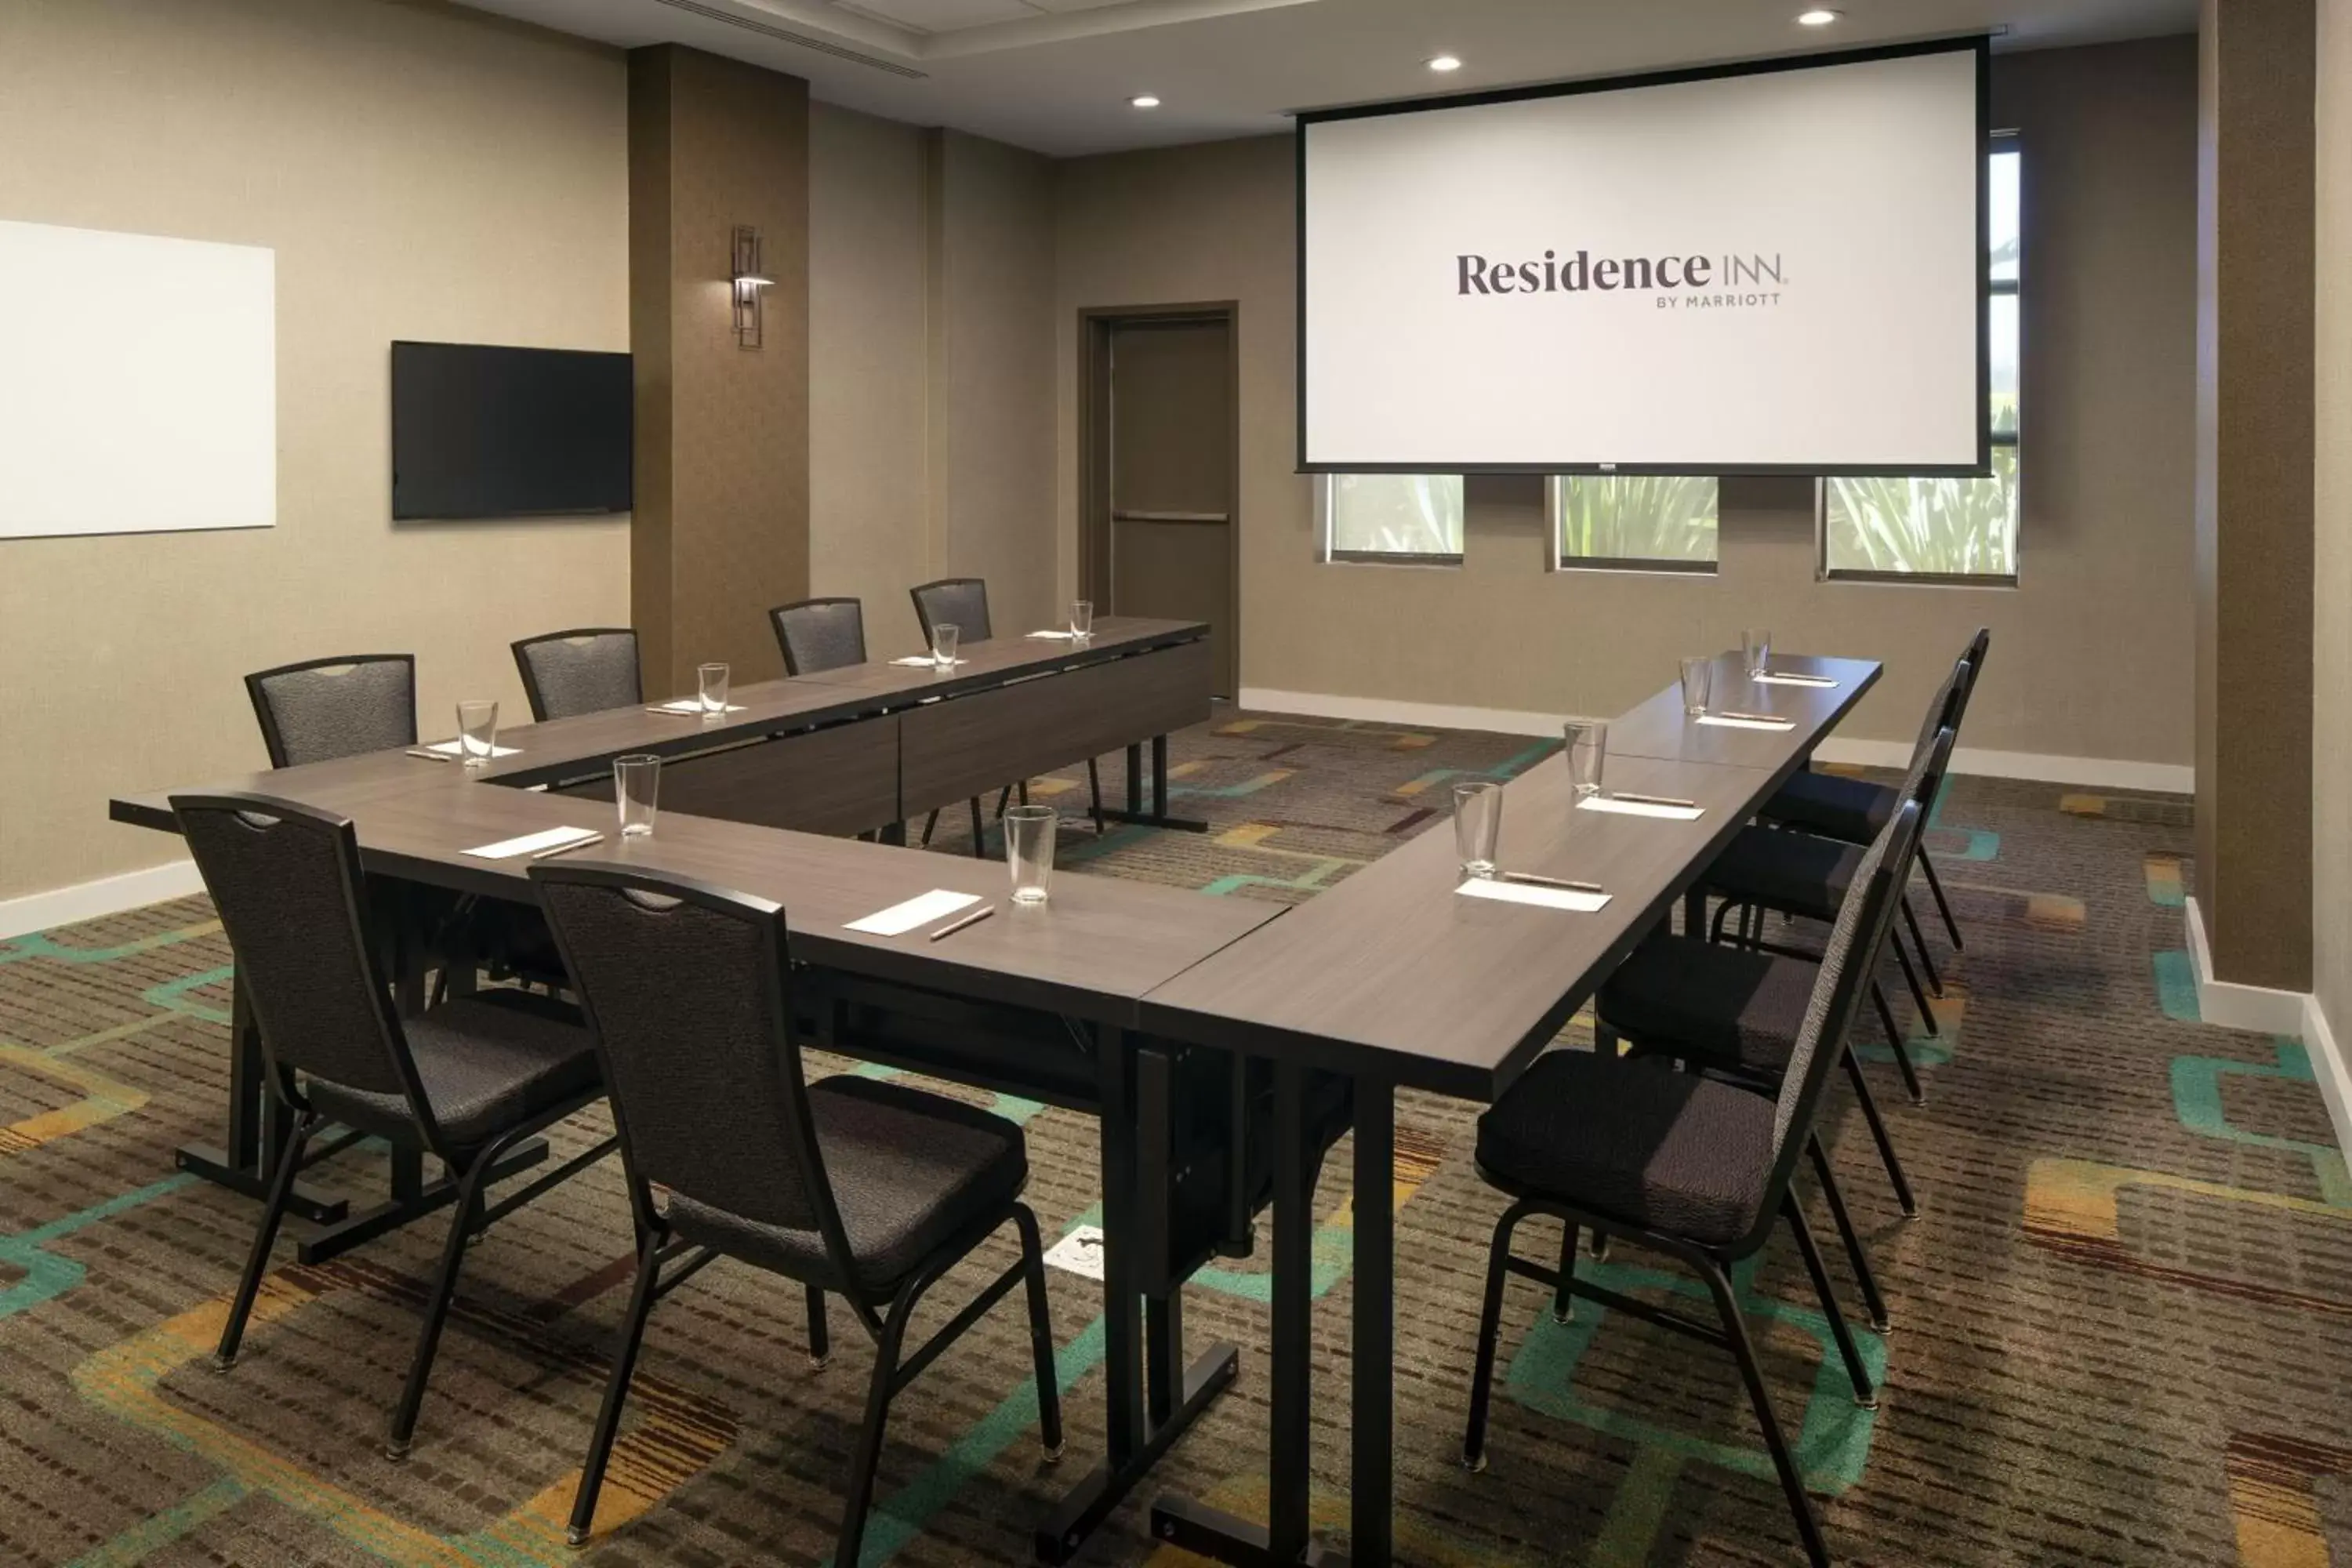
[0,220,276,539]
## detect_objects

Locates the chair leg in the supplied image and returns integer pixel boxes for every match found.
[1695,1256,1832,1567]
[1018,779,1030,808]
[1889,931,1939,1039]
[920,809,940,848]
[567,1227,665,1546]
[214,1110,318,1370]
[1013,1204,1064,1461]
[995,784,1014,818]
[1842,1050,1918,1219]
[1461,1207,1525,1472]
[968,797,988,858]
[1871,982,1927,1106]
[1919,848,1964,950]
[1551,1221,1578,1324]
[1900,894,1944,996]
[807,1283,830,1370]
[384,1149,497,1459]
[1807,1132,1893,1332]
[836,1287,918,1568]
[1782,1197,1878,1410]
[1087,757,1106,836]
[1710,898,1739,945]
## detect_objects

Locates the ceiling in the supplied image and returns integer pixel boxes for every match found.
[456,0,2197,157]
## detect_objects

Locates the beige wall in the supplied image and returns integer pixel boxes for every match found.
[811,103,931,660]
[0,0,630,905]
[2315,0,2352,1035]
[1052,38,2200,766]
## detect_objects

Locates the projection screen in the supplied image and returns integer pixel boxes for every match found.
[1298,38,1989,475]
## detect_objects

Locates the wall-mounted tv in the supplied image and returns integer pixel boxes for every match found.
[390,341,631,520]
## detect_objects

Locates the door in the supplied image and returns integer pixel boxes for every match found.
[1085,310,1237,698]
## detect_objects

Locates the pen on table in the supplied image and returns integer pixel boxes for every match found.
[1610,791,1699,808]
[1719,710,1791,724]
[1501,871,1605,893]
[930,904,996,942]
[405,747,457,762]
[531,833,604,861]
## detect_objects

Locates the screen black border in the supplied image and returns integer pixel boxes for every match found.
[1294,34,1994,478]
[389,339,634,521]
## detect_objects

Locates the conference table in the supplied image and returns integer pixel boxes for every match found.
[110,636,1878,1568]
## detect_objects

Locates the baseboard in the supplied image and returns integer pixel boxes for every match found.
[1237,686,2195,793]
[2299,991,2352,1170]
[2182,895,2310,1035]
[0,858,205,942]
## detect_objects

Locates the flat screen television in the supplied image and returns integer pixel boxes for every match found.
[390,341,632,520]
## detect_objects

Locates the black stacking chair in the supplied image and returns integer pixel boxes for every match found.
[176,793,615,1460]
[1595,728,1958,1338]
[770,595,869,676]
[1698,655,1970,1105]
[245,653,417,767]
[909,578,1108,851]
[530,862,1061,1563]
[1762,630,1988,958]
[511,627,642,720]
[1461,801,1921,1568]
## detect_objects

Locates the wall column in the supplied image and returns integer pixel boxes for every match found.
[2193,0,2315,992]
[629,44,809,693]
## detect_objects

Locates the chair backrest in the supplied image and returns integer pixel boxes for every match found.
[530,862,856,1272]
[1953,626,1992,721]
[244,655,416,768]
[771,597,868,676]
[1757,761,1942,1221]
[172,793,430,1126]
[909,578,992,644]
[512,628,642,721]
[1896,656,1969,811]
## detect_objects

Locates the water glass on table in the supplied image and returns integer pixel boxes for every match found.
[932,622,960,668]
[1679,657,1715,717]
[1454,781,1503,880]
[1004,804,1058,904]
[456,700,499,768]
[1563,718,1607,797]
[614,753,661,837]
[1742,628,1773,677]
[697,662,731,716]
[1071,599,1094,641]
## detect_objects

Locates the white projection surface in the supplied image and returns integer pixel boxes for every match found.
[1301,45,1985,473]
[0,220,276,539]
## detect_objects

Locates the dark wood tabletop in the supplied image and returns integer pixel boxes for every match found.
[1604,653,1880,769]
[1138,656,1882,1099]
[789,617,1206,702]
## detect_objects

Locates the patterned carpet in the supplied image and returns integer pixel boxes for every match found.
[2,707,2347,1566]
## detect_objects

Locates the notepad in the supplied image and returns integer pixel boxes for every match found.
[891,655,966,668]
[1751,672,1838,688]
[646,700,746,715]
[416,739,521,759]
[1577,795,1706,821]
[1457,878,1611,913]
[846,888,979,936]
[1026,630,1080,641]
[1697,713,1796,731]
[463,826,600,861]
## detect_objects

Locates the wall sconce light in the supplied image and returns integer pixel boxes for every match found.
[731,225,771,350]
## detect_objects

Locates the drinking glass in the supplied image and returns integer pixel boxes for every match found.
[697,662,731,715]
[614,753,661,837]
[932,622,960,667]
[1005,804,1058,904]
[1071,599,1094,641]
[1563,718,1608,797]
[1742,628,1773,677]
[1679,657,1715,717]
[456,700,499,768]
[1453,781,1503,880]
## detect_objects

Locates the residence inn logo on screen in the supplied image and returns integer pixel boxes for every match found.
[1454,249,1787,310]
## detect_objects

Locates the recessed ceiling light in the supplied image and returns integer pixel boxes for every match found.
[1796,8,1842,24]
[1427,54,1463,72]
[1129,93,1160,108]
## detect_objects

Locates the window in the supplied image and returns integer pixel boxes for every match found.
[1821,141,2021,583]
[1550,475,1720,572]
[1318,474,1464,563]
